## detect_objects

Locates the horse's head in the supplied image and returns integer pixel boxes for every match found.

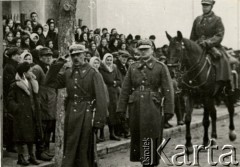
[166,31,186,67]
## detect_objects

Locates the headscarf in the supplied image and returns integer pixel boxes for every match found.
[102,53,114,72]
[89,56,101,71]
[20,50,33,63]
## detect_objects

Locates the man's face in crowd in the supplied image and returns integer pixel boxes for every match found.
[31,13,38,22]
[139,48,153,60]
[119,56,128,65]
[71,52,86,66]
[12,53,21,63]
[40,55,53,65]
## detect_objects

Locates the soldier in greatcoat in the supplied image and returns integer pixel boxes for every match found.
[117,39,174,167]
[190,0,231,89]
[45,44,107,167]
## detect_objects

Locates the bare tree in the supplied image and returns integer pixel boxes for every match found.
[54,0,77,166]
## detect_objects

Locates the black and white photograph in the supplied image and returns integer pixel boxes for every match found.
[0,0,240,166]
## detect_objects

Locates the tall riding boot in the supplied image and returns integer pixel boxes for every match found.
[27,144,40,165]
[17,154,29,166]
[95,128,104,143]
[99,128,105,142]
[109,125,121,141]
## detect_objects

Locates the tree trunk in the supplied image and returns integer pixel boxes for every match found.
[55,0,77,166]
[0,1,3,162]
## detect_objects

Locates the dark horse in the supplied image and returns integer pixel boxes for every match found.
[166,31,237,153]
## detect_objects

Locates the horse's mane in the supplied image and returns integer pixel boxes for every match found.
[182,38,203,55]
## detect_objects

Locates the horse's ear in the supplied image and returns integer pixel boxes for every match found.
[166,31,172,41]
[177,31,183,41]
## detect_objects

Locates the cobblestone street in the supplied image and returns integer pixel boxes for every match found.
[99,114,240,167]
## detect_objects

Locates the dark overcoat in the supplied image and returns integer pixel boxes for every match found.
[190,11,231,81]
[99,64,121,125]
[32,63,57,121]
[45,60,107,167]
[117,57,174,165]
[7,79,41,143]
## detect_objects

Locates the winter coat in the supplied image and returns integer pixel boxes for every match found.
[45,60,108,167]
[3,59,18,106]
[32,63,57,121]
[7,75,42,143]
[190,11,231,81]
[117,57,174,165]
[99,64,121,125]
[115,59,128,83]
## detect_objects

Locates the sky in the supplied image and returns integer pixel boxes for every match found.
[97,0,240,50]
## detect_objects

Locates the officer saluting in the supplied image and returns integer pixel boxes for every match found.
[117,39,174,167]
[45,44,107,167]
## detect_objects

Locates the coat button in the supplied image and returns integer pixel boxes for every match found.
[75,71,79,74]
[74,86,77,89]
[86,109,89,112]
[73,109,77,112]
[142,80,145,83]
[74,94,78,97]
[141,95,144,98]
[144,66,147,68]
[74,102,77,105]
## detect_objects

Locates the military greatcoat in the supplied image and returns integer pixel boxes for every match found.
[190,11,231,81]
[117,57,174,165]
[45,60,107,167]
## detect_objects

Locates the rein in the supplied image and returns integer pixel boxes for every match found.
[177,42,212,89]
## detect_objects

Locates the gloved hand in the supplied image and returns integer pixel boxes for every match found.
[199,40,208,48]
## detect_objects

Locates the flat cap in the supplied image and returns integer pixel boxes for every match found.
[69,44,86,55]
[39,47,53,56]
[119,50,130,58]
[201,0,215,5]
[7,47,21,57]
[137,39,152,49]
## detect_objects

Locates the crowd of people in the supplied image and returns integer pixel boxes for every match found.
[2,11,184,166]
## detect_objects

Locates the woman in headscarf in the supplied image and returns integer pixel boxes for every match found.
[99,53,121,141]
[7,62,41,166]
[89,57,109,142]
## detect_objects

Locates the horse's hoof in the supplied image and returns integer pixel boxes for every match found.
[186,145,193,155]
[210,138,217,146]
[203,140,209,148]
[229,130,237,141]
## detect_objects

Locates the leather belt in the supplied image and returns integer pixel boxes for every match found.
[69,96,92,102]
[132,85,158,92]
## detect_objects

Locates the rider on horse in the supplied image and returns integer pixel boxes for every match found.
[190,0,231,91]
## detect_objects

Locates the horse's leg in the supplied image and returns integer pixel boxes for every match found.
[184,94,194,154]
[223,89,237,141]
[208,98,217,145]
[202,97,211,147]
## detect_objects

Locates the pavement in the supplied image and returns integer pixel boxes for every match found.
[2,104,240,167]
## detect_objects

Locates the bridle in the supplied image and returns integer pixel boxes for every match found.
[168,40,212,89]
